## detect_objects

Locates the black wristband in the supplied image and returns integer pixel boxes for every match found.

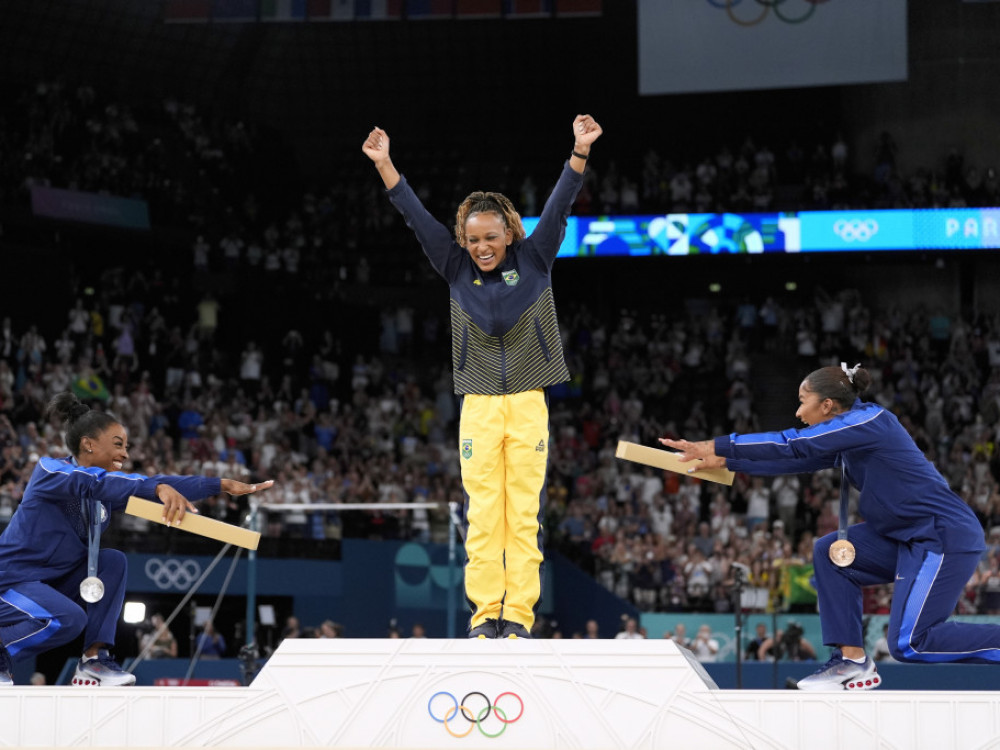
[572,150,589,161]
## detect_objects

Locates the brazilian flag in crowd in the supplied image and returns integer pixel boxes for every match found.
[72,373,110,402]
[782,563,817,607]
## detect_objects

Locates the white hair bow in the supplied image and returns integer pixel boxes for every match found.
[840,361,861,383]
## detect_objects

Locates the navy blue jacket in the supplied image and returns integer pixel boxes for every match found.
[714,400,985,554]
[0,456,221,588]
[387,163,583,395]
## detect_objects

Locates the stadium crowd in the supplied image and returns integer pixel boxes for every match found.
[1,78,1000,635]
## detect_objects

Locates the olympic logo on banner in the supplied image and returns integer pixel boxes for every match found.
[833,219,879,243]
[145,558,202,590]
[427,690,525,738]
[706,0,832,26]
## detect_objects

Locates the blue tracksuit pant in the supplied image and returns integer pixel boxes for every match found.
[0,548,127,660]
[815,524,1000,663]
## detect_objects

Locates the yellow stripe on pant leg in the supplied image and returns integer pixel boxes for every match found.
[460,394,506,628]
[500,389,548,629]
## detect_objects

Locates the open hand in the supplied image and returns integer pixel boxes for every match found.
[658,438,727,472]
[221,478,275,497]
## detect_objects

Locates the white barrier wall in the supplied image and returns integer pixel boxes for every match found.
[1,638,999,749]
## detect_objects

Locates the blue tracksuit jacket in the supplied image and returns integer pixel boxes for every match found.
[714,399,984,553]
[715,399,1000,663]
[387,162,582,396]
[0,456,221,588]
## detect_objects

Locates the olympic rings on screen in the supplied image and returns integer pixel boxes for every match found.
[144,558,202,589]
[833,219,879,242]
[428,690,524,738]
[707,0,831,26]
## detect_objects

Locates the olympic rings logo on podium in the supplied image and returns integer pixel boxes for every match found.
[427,690,525,738]
[706,0,832,27]
[833,219,879,243]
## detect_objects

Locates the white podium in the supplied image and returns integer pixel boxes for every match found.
[1,638,999,749]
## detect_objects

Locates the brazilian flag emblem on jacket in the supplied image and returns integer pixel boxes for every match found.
[502,270,520,286]
[461,439,473,460]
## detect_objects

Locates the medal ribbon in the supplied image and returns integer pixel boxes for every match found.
[837,464,850,542]
[83,495,101,581]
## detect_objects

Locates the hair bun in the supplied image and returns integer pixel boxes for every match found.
[69,403,90,421]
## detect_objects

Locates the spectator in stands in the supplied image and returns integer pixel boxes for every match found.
[745,622,770,661]
[757,622,817,662]
[663,363,1000,691]
[672,622,691,649]
[0,392,273,686]
[362,114,602,641]
[615,616,644,640]
[317,619,343,638]
[195,619,227,659]
[141,613,178,658]
[281,616,303,640]
[691,624,720,662]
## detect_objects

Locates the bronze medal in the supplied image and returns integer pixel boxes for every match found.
[829,539,856,567]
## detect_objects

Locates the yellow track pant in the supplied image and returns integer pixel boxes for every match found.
[460,389,547,631]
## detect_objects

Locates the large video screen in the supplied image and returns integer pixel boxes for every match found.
[521,207,1000,258]
[637,0,907,95]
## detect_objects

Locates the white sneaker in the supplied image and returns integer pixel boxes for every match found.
[797,650,881,691]
[72,649,136,686]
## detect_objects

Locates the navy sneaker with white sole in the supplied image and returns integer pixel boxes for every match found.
[796,649,881,692]
[72,649,136,687]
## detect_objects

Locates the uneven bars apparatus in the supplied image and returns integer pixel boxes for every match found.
[125,497,262,679]
[249,500,459,640]
[129,497,461,648]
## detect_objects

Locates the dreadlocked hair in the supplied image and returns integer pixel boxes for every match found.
[454,191,525,248]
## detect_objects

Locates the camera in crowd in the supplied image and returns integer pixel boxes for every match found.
[778,621,805,660]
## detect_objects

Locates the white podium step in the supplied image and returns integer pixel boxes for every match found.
[1,638,998,749]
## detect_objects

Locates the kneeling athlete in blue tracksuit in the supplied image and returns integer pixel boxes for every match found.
[663,364,1000,691]
[0,392,272,686]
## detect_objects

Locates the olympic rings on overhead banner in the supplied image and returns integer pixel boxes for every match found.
[144,558,202,590]
[833,219,879,243]
[707,0,832,26]
[427,690,525,738]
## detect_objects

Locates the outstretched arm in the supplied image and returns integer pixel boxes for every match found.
[569,114,602,174]
[659,438,728,471]
[361,126,400,190]
[156,478,274,525]
[659,436,835,476]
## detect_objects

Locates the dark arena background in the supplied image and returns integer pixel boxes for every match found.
[2,0,1000,719]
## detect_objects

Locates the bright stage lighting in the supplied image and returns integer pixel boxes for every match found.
[123,601,146,623]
